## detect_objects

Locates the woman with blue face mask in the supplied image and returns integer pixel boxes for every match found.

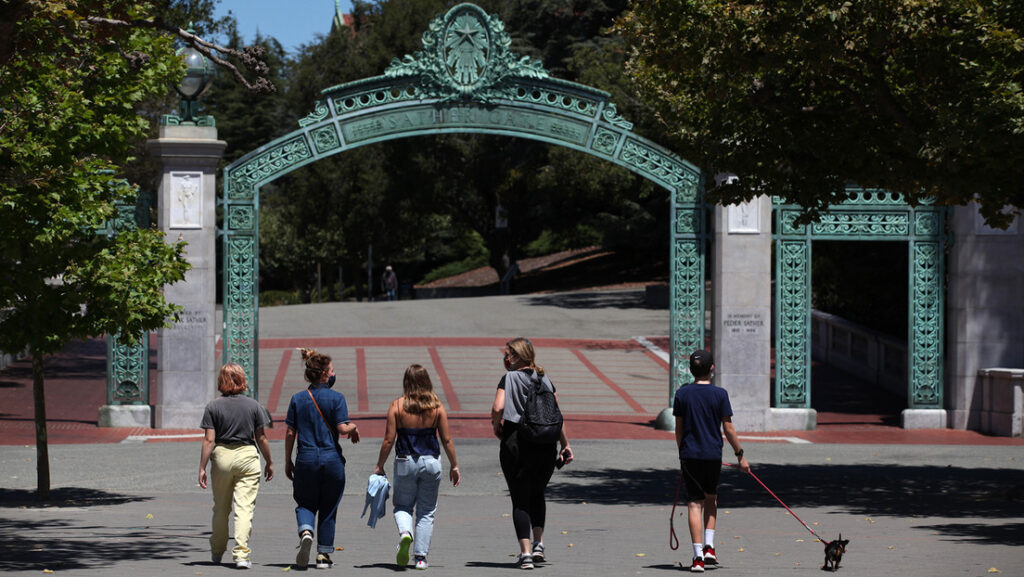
[285,348,360,569]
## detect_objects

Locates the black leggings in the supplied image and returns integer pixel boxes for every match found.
[499,425,557,541]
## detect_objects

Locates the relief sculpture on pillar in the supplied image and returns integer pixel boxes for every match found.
[170,172,202,229]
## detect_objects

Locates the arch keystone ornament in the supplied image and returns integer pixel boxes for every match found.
[221,4,706,410]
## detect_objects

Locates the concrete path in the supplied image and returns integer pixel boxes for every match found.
[2,290,1023,575]
[1,441,1022,576]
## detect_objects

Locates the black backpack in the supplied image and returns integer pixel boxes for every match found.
[518,372,563,444]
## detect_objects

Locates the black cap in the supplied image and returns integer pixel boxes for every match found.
[689,349,714,376]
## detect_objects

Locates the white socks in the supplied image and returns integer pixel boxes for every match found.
[692,543,703,559]
[704,529,715,549]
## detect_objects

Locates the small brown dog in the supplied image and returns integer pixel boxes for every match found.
[822,534,849,571]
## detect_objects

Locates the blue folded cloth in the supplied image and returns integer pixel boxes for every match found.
[361,473,390,528]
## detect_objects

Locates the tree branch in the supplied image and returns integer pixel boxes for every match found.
[85,15,275,94]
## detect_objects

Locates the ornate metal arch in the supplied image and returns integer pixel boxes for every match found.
[220,3,705,398]
[773,189,946,409]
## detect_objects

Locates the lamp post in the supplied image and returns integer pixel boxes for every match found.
[162,30,215,126]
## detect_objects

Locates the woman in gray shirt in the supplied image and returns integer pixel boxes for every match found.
[198,363,274,569]
[491,337,574,569]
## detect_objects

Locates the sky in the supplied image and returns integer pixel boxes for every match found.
[214,0,354,55]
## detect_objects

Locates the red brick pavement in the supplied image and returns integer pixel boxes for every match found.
[1,337,1021,447]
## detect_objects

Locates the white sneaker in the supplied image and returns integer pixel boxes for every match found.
[415,555,428,570]
[236,559,252,569]
[396,532,413,567]
[296,530,313,568]
[517,553,534,570]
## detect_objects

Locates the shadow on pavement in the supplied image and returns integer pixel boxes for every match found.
[0,487,151,508]
[0,517,194,572]
[465,560,516,569]
[520,291,652,310]
[914,522,1024,546]
[548,463,1024,527]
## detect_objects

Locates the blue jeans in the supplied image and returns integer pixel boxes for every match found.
[293,447,346,554]
[392,455,441,557]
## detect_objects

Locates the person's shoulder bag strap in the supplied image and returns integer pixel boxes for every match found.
[307,389,339,442]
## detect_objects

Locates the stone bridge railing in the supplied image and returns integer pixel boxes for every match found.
[811,310,908,399]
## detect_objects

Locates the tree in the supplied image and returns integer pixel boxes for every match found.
[619,1,1024,227]
[0,0,198,500]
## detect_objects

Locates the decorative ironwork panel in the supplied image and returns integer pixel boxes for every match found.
[227,205,255,232]
[910,241,943,407]
[311,125,342,154]
[675,206,702,235]
[776,240,811,407]
[591,127,619,156]
[914,212,940,236]
[811,212,910,236]
[620,139,691,191]
[104,187,151,405]
[107,333,149,404]
[670,238,705,392]
[229,136,311,193]
[224,236,258,395]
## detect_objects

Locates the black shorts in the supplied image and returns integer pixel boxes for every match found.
[681,459,722,502]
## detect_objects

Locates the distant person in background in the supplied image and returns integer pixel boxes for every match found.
[373,364,461,570]
[382,265,398,301]
[285,348,361,570]
[199,363,274,569]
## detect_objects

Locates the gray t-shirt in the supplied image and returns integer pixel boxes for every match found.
[498,369,556,423]
[200,394,272,445]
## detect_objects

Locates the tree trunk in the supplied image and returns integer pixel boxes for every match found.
[31,350,50,501]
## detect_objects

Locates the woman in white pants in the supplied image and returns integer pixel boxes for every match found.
[374,364,461,570]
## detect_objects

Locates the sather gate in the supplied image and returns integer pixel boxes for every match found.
[215,3,947,419]
[220,4,707,397]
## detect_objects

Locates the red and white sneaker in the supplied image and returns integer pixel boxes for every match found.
[702,545,718,565]
[690,557,705,572]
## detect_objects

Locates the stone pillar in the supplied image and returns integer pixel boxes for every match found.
[946,204,1023,430]
[711,195,784,431]
[147,125,226,428]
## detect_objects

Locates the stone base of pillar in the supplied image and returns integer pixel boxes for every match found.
[901,408,947,429]
[98,405,151,428]
[769,408,817,431]
[654,407,675,430]
[155,405,205,429]
[732,408,770,432]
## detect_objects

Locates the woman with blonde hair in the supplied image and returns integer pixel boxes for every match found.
[285,348,360,570]
[374,364,461,570]
[491,337,574,569]
[198,363,274,569]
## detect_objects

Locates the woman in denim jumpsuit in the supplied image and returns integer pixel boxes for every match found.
[374,364,461,570]
[285,348,360,569]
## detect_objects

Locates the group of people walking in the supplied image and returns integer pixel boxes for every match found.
[197,337,573,570]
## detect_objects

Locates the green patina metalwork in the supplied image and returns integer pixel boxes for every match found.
[773,188,945,409]
[99,187,152,406]
[220,3,705,398]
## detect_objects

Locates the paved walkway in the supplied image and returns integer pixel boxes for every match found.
[1,441,1022,576]
[2,290,1023,575]
[1,290,1021,446]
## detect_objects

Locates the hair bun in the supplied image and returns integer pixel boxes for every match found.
[299,348,317,361]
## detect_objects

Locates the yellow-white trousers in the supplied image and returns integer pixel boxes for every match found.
[210,443,261,561]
